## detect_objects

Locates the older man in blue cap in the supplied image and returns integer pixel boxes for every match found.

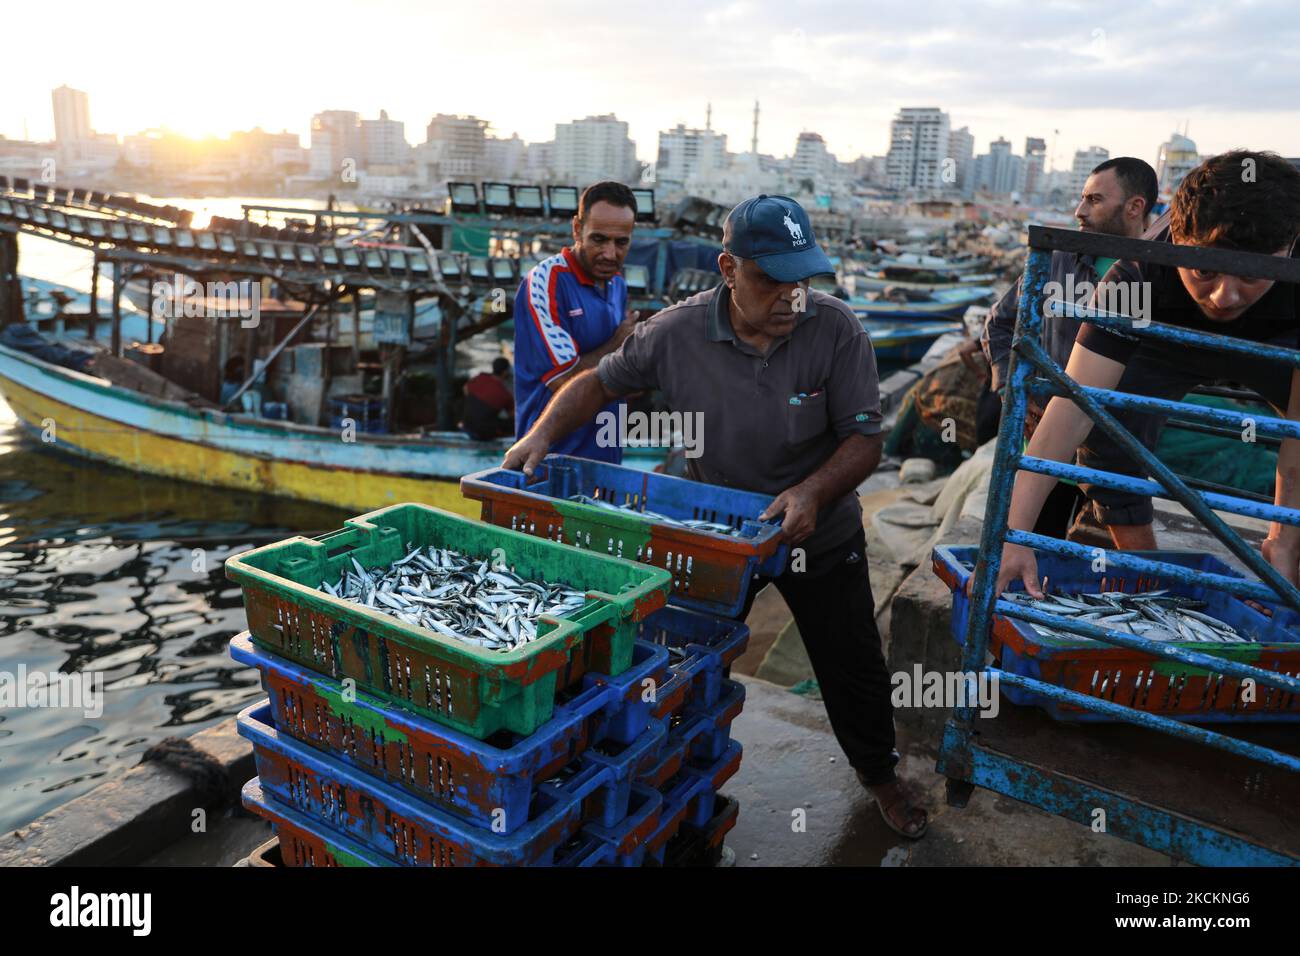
[505,195,929,839]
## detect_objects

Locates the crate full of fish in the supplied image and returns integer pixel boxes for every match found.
[230,633,668,832]
[932,546,1300,723]
[461,455,789,618]
[225,503,672,739]
[237,700,668,866]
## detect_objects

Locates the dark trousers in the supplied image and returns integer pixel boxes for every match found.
[1033,480,1086,540]
[739,528,899,785]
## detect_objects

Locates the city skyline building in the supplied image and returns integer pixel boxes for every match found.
[656,123,729,187]
[361,110,408,167]
[1023,136,1047,199]
[886,107,950,193]
[309,110,363,180]
[553,113,638,188]
[1071,145,1111,196]
[1156,129,1201,198]
[973,136,1024,197]
[947,125,974,194]
[51,85,91,145]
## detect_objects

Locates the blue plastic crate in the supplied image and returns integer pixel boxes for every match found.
[665,793,740,867]
[638,606,750,710]
[243,778,641,868]
[230,632,666,832]
[667,678,745,762]
[237,700,658,866]
[461,454,789,617]
[643,740,743,864]
[578,784,664,867]
[241,778,389,867]
[932,545,1300,723]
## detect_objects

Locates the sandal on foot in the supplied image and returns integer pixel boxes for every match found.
[870,781,929,840]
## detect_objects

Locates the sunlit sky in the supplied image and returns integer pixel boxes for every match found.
[5,0,1299,170]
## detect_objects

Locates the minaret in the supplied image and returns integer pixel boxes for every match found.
[751,100,760,155]
[706,102,712,131]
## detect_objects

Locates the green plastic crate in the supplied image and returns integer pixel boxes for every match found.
[225,503,671,739]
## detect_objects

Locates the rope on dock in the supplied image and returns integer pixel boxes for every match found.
[141,737,231,799]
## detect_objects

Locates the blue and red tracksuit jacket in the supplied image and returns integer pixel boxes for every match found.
[512,247,626,462]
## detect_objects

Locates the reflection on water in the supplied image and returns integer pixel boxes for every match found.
[1,191,512,834]
[0,397,355,833]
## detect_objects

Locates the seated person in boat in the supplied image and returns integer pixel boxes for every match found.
[461,358,514,440]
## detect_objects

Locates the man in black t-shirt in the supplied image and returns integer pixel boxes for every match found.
[992,150,1300,597]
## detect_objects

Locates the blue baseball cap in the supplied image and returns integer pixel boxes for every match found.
[722,195,835,283]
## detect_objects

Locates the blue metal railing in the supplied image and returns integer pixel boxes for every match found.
[945,225,1300,863]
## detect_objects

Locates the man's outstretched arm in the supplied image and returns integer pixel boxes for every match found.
[503,370,623,475]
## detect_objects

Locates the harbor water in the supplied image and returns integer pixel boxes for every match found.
[0,196,494,833]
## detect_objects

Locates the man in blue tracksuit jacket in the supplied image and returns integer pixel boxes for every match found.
[513,180,644,461]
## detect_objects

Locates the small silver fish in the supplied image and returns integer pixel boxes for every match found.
[317,543,593,653]
[1002,588,1254,644]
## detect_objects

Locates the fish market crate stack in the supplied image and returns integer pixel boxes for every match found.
[461,455,788,617]
[226,502,746,866]
[225,502,672,740]
[933,546,1300,722]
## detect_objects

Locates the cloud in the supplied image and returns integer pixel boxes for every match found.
[5,0,1297,165]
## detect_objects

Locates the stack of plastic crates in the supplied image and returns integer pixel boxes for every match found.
[634,607,748,866]
[461,456,787,865]
[224,502,679,867]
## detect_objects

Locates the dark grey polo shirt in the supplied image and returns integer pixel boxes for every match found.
[596,284,882,559]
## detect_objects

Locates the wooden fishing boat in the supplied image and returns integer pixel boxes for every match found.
[860,317,965,363]
[20,276,159,343]
[873,252,990,274]
[847,285,993,320]
[0,341,665,518]
[853,272,997,293]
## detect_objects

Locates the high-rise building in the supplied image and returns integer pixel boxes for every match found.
[1156,131,1200,198]
[791,131,835,188]
[52,85,91,145]
[230,127,303,171]
[1023,137,1047,199]
[886,108,950,192]
[1070,145,1111,197]
[361,110,408,167]
[484,132,527,181]
[656,124,728,186]
[553,114,637,186]
[525,140,556,182]
[309,110,362,180]
[947,126,975,193]
[420,114,489,181]
[973,137,1024,196]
